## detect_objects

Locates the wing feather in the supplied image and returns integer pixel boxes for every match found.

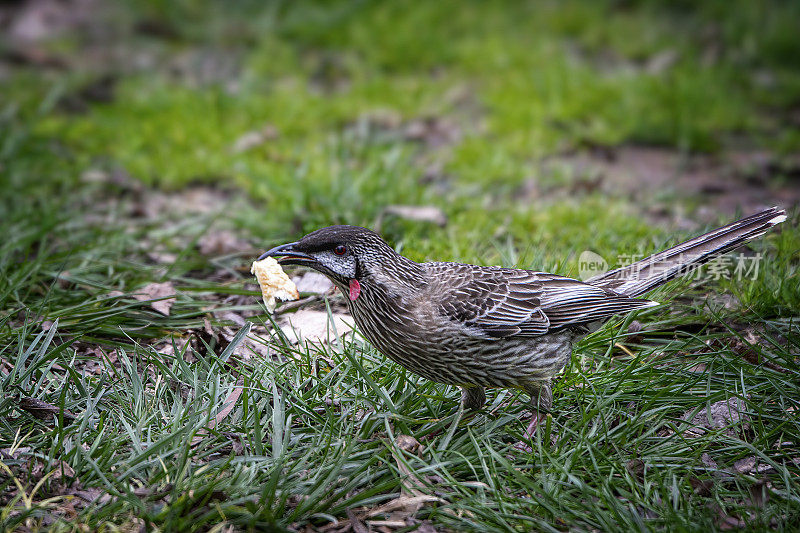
[426,263,655,339]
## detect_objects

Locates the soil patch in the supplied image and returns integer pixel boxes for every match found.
[529,145,800,226]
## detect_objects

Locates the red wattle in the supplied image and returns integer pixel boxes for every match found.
[348,279,361,301]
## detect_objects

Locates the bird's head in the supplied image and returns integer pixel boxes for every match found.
[259,225,407,299]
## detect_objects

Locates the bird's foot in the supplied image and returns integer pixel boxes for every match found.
[421,398,481,443]
[513,410,550,452]
[524,410,548,438]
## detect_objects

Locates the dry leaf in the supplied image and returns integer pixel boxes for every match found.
[135,187,229,219]
[733,456,757,474]
[748,478,769,508]
[0,446,32,460]
[49,460,75,481]
[344,436,444,530]
[372,434,444,523]
[700,453,718,469]
[403,116,461,148]
[396,434,422,454]
[279,310,353,346]
[626,458,645,482]
[681,398,750,438]
[214,311,246,328]
[219,327,273,360]
[133,281,177,316]
[8,0,84,42]
[116,517,146,533]
[346,508,369,533]
[689,477,714,497]
[198,230,251,256]
[18,397,76,423]
[404,519,437,533]
[366,495,441,518]
[56,270,72,289]
[393,434,427,497]
[646,49,679,74]
[366,519,407,529]
[384,205,447,227]
[207,381,243,431]
[232,124,279,153]
[146,251,177,264]
[191,378,244,447]
[626,320,644,343]
[293,272,334,295]
[713,504,745,530]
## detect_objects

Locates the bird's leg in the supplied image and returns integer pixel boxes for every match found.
[439,386,484,448]
[460,385,486,410]
[426,386,486,446]
[522,380,552,439]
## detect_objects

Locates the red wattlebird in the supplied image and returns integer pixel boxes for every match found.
[260,207,786,436]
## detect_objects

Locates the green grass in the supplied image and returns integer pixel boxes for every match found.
[2,0,800,530]
[20,0,800,245]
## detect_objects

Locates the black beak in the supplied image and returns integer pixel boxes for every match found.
[257,242,315,265]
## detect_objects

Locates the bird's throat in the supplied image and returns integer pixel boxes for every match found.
[348,279,361,301]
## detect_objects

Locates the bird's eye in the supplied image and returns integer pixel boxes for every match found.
[334,245,347,256]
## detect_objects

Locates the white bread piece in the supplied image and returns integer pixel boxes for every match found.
[251,257,299,313]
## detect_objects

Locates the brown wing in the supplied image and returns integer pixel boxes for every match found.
[426,263,656,339]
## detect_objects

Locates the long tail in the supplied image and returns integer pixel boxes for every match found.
[587,207,787,297]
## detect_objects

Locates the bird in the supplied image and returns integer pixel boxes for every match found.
[259,207,787,436]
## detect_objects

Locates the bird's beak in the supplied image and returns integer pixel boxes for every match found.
[257,242,315,265]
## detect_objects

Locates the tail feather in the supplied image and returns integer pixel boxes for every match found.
[587,207,787,297]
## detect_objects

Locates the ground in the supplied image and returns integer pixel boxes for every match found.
[1,0,799,531]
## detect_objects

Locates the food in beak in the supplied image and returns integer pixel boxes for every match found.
[251,257,299,313]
